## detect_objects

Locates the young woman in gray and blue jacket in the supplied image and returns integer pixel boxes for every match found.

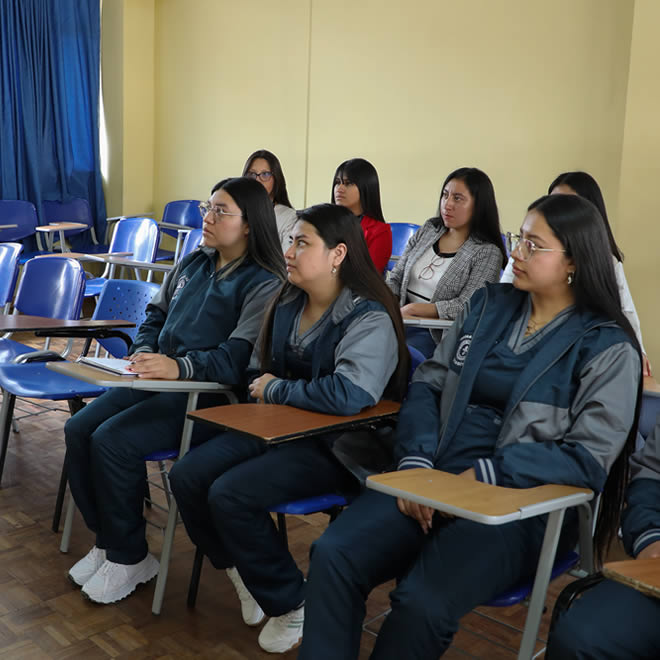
[169,203,410,655]
[64,177,286,606]
[547,414,660,659]
[299,194,642,659]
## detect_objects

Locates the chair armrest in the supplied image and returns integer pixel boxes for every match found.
[13,350,66,364]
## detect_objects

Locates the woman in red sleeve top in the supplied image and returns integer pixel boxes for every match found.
[331,158,392,273]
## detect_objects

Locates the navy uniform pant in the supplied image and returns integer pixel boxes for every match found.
[299,489,577,660]
[64,387,218,565]
[547,578,660,659]
[168,432,355,617]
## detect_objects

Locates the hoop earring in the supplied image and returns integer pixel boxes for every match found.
[567,272,574,285]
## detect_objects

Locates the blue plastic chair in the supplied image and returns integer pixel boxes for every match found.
[0,279,159,499]
[0,200,49,262]
[0,257,86,364]
[154,200,202,262]
[387,222,419,271]
[0,243,23,312]
[42,198,105,252]
[180,227,203,259]
[85,217,160,297]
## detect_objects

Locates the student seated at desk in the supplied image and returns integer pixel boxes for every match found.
[243,149,297,252]
[169,203,409,654]
[331,157,392,274]
[64,177,286,604]
[387,167,507,358]
[298,193,642,660]
[501,170,650,375]
[547,415,660,659]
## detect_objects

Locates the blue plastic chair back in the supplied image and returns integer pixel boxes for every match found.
[92,279,160,357]
[639,392,660,443]
[42,199,93,237]
[180,228,203,259]
[390,223,419,256]
[0,243,23,307]
[162,200,203,234]
[110,217,160,262]
[14,257,85,319]
[408,345,426,382]
[0,200,38,242]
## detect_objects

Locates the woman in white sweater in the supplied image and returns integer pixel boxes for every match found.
[243,149,297,251]
[501,171,650,375]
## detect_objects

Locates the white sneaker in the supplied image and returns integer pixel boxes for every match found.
[81,553,159,604]
[68,546,106,587]
[258,605,304,654]
[226,567,265,626]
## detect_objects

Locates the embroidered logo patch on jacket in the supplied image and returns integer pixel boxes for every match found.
[452,334,472,369]
[171,275,189,301]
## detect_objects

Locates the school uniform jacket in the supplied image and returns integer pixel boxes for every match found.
[395,283,640,494]
[388,219,503,341]
[130,247,282,384]
[622,421,660,556]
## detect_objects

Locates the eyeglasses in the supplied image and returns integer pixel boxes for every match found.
[246,171,273,182]
[198,202,243,219]
[418,256,446,280]
[506,232,566,261]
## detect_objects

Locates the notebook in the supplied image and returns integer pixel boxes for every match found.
[77,357,137,377]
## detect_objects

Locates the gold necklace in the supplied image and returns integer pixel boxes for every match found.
[524,316,553,337]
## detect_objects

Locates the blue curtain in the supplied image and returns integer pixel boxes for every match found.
[0,0,106,242]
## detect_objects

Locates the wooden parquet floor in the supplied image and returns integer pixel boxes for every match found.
[0,332,625,659]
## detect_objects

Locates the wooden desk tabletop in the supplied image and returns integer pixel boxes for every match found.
[603,558,660,599]
[159,221,194,233]
[367,468,592,524]
[0,315,135,333]
[402,316,453,329]
[35,222,88,232]
[644,375,660,397]
[188,400,401,444]
[47,361,227,393]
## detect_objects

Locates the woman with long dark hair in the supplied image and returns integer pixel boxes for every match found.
[243,149,297,251]
[331,158,393,273]
[169,203,409,654]
[501,170,649,374]
[64,177,286,605]
[389,166,507,356]
[299,194,642,659]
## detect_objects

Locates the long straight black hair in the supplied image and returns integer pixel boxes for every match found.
[528,194,642,563]
[211,177,286,280]
[330,158,386,222]
[259,203,409,400]
[548,171,624,262]
[434,167,508,268]
[242,149,293,209]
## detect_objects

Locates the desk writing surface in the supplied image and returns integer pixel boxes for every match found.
[188,400,401,443]
[0,315,134,333]
[367,468,592,524]
[603,559,660,599]
[402,316,453,330]
[644,376,660,398]
[35,222,88,232]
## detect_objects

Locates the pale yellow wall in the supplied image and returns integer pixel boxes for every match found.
[306,0,633,228]
[152,0,310,211]
[618,0,660,367]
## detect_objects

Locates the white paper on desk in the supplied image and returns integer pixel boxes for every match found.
[78,357,137,377]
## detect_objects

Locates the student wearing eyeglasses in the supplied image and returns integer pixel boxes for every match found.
[243,149,297,252]
[63,177,286,606]
[501,171,650,375]
[299,194,641,660]
[387,167,507,357]
[331,158,393,274]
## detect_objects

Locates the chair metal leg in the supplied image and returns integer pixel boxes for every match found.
[151,391,200,615]
[60,492,75,553]
[52,461,68,532]
[517,508,566,660]
[187,547,204,608]
[0,392,16,487]
[159,461,172,507]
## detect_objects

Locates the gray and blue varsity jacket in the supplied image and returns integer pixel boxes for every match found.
[396,284,640,493]
[131,247,282,384]
[622,418,660,556]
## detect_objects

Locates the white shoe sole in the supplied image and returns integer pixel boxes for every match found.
[258,634,303,654]
[82,560,159,604]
